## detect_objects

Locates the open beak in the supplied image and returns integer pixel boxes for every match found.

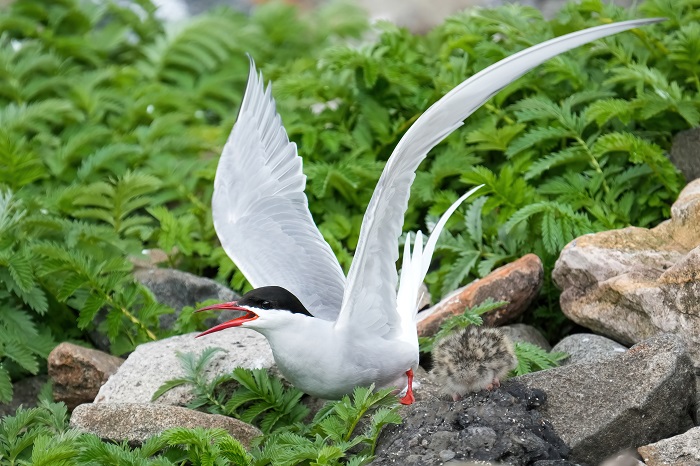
[195,302,258,338]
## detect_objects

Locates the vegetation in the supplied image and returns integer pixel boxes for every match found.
[150,349,401,465]
[0,0,698,407]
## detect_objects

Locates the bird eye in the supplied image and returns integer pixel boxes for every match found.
[261,300,272,310]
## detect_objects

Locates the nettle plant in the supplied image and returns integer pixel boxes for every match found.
[0,0,698,401]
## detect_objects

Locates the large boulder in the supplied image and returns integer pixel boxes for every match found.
[417,254,543,337]
[553,179,700,363]
[70,402,261,448]
[95,330,274,406]
[48,342,124,410]
[514,333,696,465]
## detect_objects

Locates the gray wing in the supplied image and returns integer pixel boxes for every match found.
[213,57,346,319]
[334,18,663,334]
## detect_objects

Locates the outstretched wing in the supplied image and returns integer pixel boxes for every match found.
[334,18,663,335]
[213,57,346,320]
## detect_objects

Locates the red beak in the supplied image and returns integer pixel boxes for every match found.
[195,302,258,338]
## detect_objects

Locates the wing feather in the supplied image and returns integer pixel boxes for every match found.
[213,57,346,319]
[335,18,663,333]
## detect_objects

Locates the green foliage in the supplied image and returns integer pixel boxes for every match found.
[152,348,310,434]
[511,342,568,376]
[2,0,699,395]
[0,401,251,465]
[153,349,401,465]
[418,298,509,353]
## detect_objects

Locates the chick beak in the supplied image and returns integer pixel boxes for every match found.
[195,302,259,337]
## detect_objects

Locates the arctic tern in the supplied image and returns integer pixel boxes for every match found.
[196,18,662,404]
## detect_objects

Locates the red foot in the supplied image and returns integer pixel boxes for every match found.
[399,369,415,405]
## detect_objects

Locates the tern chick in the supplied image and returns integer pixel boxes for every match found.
[431,326,517,401]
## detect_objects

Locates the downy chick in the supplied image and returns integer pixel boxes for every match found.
[431,326,517,401]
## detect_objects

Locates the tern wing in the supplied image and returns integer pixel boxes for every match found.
[335,18,663,335]
[213,58,346,320]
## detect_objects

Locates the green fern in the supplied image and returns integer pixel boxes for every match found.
[511,342,568,376]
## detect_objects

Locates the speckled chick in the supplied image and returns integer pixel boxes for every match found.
[431,326,517,401]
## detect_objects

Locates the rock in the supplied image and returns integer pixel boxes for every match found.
[417,254,543,337]
[70,402,261,448]
[670,127,700,182]
[372,383,576,465]
[513,333,696,465]
[553,179,700,364]
[134,267,242,329]
[0,375,48,417]
[48,343,124,410]
[638,426,700,466]
[90,268,243,352]
[501,323,551,351]
[551,333,627,366]
[95,330,274,406]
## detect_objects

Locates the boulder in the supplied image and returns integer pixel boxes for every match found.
[500,323,551,351]
[550,334,627,366]
[70,402,261,448]
[553,179,700,363]
[669,127,700,182]
[95,330,274,406]
[134,267,241,329]
[638,426,700,466]
[417,254,543,337]
[372,383,576,465]
[90,267,242,352]
[48,342,124,410]
[513,333,696,465]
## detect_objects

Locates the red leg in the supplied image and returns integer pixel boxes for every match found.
[399,369,415,405]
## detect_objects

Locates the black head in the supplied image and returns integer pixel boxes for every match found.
[238,286,313,317]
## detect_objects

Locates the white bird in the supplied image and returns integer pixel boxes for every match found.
[196,18,662,405]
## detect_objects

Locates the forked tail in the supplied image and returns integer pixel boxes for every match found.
[396,185,484,335]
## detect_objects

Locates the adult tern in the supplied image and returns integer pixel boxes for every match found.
[196,18,661,404]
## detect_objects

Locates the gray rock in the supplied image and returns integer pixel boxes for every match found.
[95,330,274,406]
[638,426,700,466]
[70,402,261,448]
[48,342,124,410]
[501,323,552,351]
[553,178,700,364]
[372,383,576,465]
[551,333,627,366]
[0,375,48,417]
[90,268,242,352]
[134,267,241,329]
[670,127,700,182]
[513,333,696,465]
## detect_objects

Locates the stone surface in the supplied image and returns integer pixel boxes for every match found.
[48,342,124,410]
[372,383,576,465]
[638,426,700,466]
[501,323,551,351]
[134,267,242,329]
[670,127,700,182]
[553,179,700,363]
[95,330,274,405]
[70,402,261,448]
[417,254,543,337]
[513,333,696,465]
[551,333,627,366]
[90,267,242,351]
[0,375,47,417]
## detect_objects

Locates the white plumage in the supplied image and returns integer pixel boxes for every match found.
[199,18,663,403]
